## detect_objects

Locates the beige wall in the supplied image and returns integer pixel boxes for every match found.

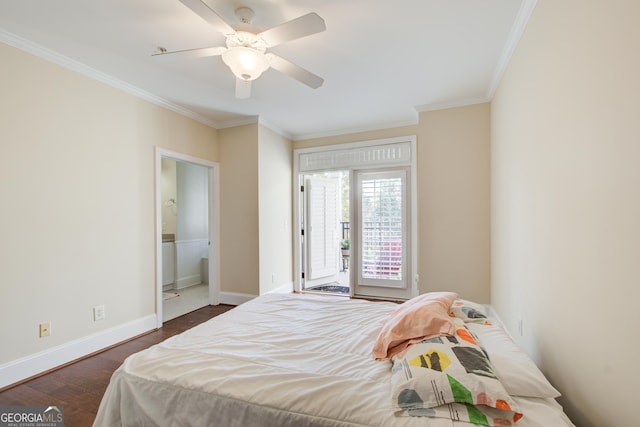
[491,1,639,425]
[0,41,219,365]
[258,125,293,294]
[293,104,491,301]
[418,105,491,302]
[219,123,295,297]
[219,124,260,295]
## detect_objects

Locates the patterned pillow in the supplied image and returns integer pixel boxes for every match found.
[450,298,492,324]
[391,320,523,426]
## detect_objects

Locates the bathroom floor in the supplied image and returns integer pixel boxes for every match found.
[163,283,209,322]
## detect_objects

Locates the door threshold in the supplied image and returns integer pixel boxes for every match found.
[301,289,350,298]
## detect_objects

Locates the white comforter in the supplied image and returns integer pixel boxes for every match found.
[94,293,574,427]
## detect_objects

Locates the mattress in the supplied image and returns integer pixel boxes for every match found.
[94,293,575,427]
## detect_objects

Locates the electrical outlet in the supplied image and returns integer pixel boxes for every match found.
[93,305,106,321]
[39,321,51,338]
[517,318,524,336]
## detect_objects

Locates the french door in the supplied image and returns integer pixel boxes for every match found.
[302,175,341,288]
[352,168,412,299]
[294,136,417,300]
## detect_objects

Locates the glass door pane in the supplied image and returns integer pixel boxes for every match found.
[354,168,411,299]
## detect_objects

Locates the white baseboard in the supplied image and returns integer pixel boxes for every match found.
[0,314,157,390]
[220,292,257,305]
[265,282,294,294]
[175,274,201,289]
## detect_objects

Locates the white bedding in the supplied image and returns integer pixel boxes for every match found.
[94,293,574,427]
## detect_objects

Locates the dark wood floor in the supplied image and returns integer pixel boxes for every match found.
[0,304,235,427]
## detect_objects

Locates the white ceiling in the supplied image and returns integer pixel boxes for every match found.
[0,0,532,140]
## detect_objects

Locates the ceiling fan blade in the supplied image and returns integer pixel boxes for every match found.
[235,78,252,99]
[152,46,226,59]
[258,12,326,47]
[179,0,235,35]
[267,54,324,89]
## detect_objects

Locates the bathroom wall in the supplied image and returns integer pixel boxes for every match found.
[161,158,177,235]
[174,161,209,289]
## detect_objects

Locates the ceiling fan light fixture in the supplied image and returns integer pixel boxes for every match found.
[222,47,269,81]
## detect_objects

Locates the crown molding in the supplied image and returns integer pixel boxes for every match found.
[209,115,294,141]
[292,115,419,142]
[415,97,490,113]
[257,117,293,140]
[0,29,221,130]
[485,0,538,99]
[215,115,260,129]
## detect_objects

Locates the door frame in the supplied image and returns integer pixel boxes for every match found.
[154,147,221,328]
[293,136,418,299]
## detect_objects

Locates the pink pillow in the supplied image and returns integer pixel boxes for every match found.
[372,292,458,360]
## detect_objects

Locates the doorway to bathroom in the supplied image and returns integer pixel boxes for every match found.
[155,148,220,327]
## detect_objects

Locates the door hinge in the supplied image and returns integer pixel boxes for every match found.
[301,229,304,236]
[300,185,304,192]
[301,272,305,279]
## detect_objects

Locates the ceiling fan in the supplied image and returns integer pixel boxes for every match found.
[154,0,326,99]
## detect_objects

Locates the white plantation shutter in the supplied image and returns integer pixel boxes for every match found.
[357,169,407,288]
[306,177,340,280]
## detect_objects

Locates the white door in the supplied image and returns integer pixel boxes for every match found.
[303,176,340,288]
[353,168,412,300]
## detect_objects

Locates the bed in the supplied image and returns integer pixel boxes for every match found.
[93,293,575,427]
